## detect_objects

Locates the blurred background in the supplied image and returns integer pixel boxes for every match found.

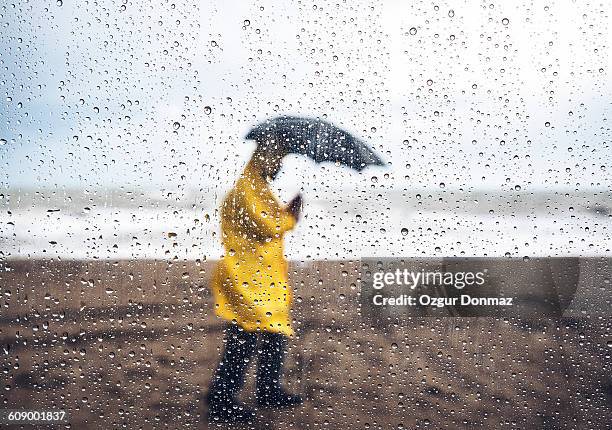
[1,0,610,260]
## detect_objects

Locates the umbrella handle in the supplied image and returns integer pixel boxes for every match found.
[288,194,304,221]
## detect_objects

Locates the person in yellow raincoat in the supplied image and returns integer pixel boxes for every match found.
[206,140,303,423]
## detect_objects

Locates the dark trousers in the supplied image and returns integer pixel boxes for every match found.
[208,324,287,401]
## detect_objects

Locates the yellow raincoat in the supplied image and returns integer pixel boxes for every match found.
[210,160,297,336]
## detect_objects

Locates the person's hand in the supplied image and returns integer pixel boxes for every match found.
[288,194,303,221]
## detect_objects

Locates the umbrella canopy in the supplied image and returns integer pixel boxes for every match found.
[245,116,386,171]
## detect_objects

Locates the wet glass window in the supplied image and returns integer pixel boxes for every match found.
[1,1,610,428]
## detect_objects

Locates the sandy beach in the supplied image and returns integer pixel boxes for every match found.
[1,258,610,429]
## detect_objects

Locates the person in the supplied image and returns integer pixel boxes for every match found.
[206,139,304,423]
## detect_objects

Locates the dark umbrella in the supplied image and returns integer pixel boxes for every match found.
[245,116,386,171]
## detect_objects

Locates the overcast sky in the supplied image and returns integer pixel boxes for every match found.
[1,0,610,198]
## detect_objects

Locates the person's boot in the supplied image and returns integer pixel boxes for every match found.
[256,387,304,408]
[255,332,304,408]
[206,391,256,423]
[207,325,258,422]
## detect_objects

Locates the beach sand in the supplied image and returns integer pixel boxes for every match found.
[1,259,610,429]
